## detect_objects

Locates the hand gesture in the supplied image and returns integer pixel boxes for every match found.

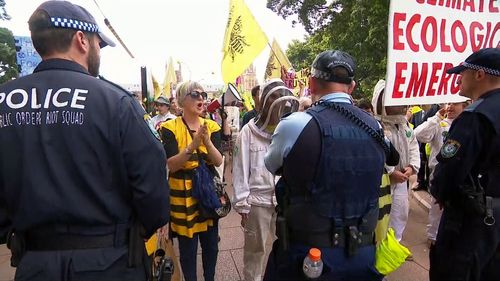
[437,106,447,119]
[403,166,414,178]
[390,170,408,184]
[190,125,205,150]
[199,123,210,145]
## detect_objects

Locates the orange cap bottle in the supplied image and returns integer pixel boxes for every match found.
[308,248,321,262]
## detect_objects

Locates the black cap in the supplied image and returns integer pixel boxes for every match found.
[31,1,115,48]
[446,48,500,76]
[310,50,356,84]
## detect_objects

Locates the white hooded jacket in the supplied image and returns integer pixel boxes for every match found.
[371,80,420,177]
[232,119,277,214]
[414,115,452,180]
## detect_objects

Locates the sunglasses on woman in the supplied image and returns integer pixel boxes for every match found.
[187,91,208,100]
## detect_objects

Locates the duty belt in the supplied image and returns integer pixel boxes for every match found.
[24,224,129,251]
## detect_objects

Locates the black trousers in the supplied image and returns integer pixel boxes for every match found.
[429,208,500,280]
[14,246,150,281]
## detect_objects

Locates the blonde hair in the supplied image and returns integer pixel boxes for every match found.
[176,81,204,108]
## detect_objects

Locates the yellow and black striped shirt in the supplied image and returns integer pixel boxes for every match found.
[375,173,392,244]
[160,117,222,238]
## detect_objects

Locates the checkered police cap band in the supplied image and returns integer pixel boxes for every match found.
[50,17,99,33]
[462,62,500,76]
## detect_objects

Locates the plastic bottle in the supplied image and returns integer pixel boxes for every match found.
[303,248,323,279]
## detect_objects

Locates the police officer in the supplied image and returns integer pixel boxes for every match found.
[430,48,500,280]
[0,1,170,280]
[263,50,397,280]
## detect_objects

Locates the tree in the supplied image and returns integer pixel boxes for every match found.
[269,0,390,98]
[0,27,18,83]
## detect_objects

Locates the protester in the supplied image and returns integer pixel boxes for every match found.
[407,105,431,192]
[429,47,500,280]
[0,1,170,280]
[372,80,420,242]
[150,95,177,130]
[264,50,390,280]
[414,101,468,247]
[159,81,223,281]
[169,97,182,116]
[232,79,298,281]
[241,85,261,129]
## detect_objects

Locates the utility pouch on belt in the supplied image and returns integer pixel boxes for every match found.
[459,184,486,215]
[6,230,25,267]
[276,214,289,252]
[275,178,290,252]
[128,219,144,268]
[347,226,362,257]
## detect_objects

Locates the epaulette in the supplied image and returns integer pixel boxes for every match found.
[98,75,135,98]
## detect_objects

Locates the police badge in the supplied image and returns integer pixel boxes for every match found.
[440,139,461,158]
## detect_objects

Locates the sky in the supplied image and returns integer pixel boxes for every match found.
[1,0,307,88]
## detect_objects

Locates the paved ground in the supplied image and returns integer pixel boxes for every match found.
[0,173,433,281]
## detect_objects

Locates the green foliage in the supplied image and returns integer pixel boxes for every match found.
[270,0,390,98]
[0,27,19,83]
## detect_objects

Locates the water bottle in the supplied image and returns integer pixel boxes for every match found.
[303,248,323,279]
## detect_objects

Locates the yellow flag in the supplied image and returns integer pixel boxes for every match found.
[151,75,162,100]
[221,0,268,84]
[241,90,254,111]
[264,38,292,80]
[162,57,177,98]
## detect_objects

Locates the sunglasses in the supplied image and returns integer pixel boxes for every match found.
[187,91,208,100]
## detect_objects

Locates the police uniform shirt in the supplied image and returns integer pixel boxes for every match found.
[431,89,499,202]
[0,59,170,236]
[265,92,398,184]
[264,92,352,177]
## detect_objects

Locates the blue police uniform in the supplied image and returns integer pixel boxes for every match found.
[430,88,500,280]
[264,92,390,280]
[0,58,170,280]
[429,47,500,280]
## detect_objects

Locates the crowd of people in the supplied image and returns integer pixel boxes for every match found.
[0,1,499,281]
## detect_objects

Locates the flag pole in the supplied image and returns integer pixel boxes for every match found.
[92,0,135,58]
[267,41,284,69]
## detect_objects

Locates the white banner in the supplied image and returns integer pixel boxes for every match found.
[385,0,499,106]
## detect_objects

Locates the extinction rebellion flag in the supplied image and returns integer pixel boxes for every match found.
[221,0,268,84]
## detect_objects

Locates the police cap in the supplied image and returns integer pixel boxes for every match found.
[29,0,116,48]
[310,50,356,84]
[447,48,500,77]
